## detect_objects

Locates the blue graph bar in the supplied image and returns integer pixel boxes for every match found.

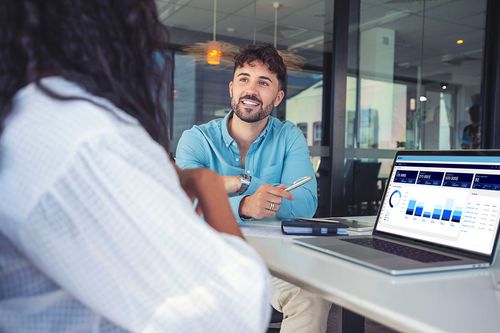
[441,199,454,221]
[406,200,416,215]
[432,205,443,219]
[423,211,431,218]
[414,203,424,216]
[451,208,463,223]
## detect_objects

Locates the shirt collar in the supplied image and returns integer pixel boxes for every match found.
[222,110,274,147]
[221,111,235,147]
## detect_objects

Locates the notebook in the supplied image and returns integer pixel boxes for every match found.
[295,150,500,275]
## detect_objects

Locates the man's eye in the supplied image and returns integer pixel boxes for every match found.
[240,78,248,83]
[259,81,269,86]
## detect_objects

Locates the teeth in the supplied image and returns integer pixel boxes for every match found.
[242,100,259,106]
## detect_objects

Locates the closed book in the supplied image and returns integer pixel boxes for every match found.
[281,219,348,236]
[295,216,374,232]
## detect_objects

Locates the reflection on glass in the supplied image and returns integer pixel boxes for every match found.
[344,0,487,215]
[297,122,308,138]
[286,72,324,174]
[286,77,323,147]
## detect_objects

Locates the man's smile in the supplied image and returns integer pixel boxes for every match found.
[241,99,260,107]
[238,95,262,108]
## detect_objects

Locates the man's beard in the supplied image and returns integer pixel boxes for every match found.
[231,95,274,123]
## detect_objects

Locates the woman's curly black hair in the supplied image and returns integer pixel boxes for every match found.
[0,0,171,149]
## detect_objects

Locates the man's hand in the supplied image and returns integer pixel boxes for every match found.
[239,184,293,219]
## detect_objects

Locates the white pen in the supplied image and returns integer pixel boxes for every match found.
[285,176,313,191]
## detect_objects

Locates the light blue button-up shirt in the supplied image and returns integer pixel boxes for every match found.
[176,111,318,222]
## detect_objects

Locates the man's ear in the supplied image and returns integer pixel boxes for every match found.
[229,81,233,98]
[274,90,285,107]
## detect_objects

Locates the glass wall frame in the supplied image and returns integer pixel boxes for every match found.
[160,0,500,217]
[322,0,500,217]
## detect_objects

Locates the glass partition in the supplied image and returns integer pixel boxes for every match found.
[160,0,489,217]
[345,0,487,215]
[165,0,332,210]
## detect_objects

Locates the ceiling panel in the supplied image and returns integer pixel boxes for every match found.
[157,0,487,82]
[233,1,295,22]
[282,1,326,32]
[215,14,268,39]
[425,0,486,22]
[186,0,253,15]
[161,6,213,31]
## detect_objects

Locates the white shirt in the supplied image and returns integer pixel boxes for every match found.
[0,77,271,333]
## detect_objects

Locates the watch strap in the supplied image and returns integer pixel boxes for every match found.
[237,173,251,195]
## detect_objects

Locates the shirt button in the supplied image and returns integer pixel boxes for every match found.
[232,142,236,146]
[235,158,239,161]
[246,170,251,174]
[226,144,229,147]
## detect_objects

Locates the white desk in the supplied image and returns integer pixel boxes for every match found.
[242,219,500,333]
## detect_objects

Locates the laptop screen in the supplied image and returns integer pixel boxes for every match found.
[376,152,500,256]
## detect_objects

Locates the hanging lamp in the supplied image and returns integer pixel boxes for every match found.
[182,0,238,66]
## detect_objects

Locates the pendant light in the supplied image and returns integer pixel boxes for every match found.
[183,0,238,66]
[206,0,221,64]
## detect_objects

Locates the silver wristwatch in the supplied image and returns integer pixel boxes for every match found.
[237,173,251,195]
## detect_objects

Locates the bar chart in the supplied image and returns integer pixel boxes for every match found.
[406,200,416,215]
[405,198,463,223]
[441,199,454,221]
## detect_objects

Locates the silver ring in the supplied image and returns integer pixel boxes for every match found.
[270,202,275,211]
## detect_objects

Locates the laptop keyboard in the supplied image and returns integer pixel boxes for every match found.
[341,238,459,263]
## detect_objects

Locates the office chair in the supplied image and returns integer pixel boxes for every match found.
[344,160,382,215]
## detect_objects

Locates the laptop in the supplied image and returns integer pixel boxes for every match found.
[295,150,500,275]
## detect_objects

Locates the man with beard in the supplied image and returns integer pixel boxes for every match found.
[176,44,330,333]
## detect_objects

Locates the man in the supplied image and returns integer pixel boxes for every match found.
[461,105,480,149]
[0,1,270,332]
[176,44,317,222]
[176,44,331,333]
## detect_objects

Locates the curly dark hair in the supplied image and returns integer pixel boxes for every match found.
[0,0,171,149]
[233,43,286,89]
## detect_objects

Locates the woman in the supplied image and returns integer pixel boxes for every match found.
[0,1,270,332]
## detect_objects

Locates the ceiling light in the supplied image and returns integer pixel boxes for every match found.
[288,35,324,51]
[182,0,238,66]
[456,39,464,45]
[441,83,447,90]
[206,45,222,65]
[409,98,416,111]
[419,96,428,102]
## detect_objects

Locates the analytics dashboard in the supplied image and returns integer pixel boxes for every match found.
[377,155,500,255]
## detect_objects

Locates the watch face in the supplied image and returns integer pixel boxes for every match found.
[238,174,251,194]
[241,174,251,184]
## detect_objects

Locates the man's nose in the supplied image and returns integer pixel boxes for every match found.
[243,80,259,94]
